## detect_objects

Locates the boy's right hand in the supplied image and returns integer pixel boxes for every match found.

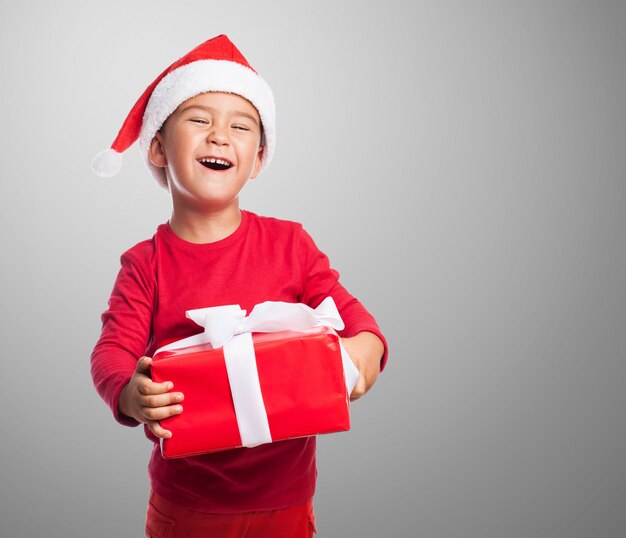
[118,356,184,439]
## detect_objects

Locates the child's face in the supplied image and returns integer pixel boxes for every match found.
[149,92,264,212]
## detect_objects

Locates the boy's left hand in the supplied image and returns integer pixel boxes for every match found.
[340,332,384,401]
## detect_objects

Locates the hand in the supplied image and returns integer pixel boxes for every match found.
[118,356,184,439]
[340,332,384,401]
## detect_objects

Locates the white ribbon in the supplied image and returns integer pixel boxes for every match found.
[155,297,359,448]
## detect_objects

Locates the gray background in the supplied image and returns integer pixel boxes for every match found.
[1,1,625,537]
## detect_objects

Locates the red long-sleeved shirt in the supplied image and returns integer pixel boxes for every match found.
[91,210,387,513]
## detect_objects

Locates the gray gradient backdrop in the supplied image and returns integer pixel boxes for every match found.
[1,1,625,537]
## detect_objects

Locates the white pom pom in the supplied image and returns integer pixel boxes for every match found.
[91,148,123,177]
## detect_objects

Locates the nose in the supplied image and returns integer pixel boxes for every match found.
[207,121,229,146]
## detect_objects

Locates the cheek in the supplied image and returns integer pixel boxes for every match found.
[167,137,196,165]
[247,152,263,179]
[243,139,262,161]
[167,125,197,148]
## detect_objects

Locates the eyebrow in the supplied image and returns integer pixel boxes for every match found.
[178,105,260,126]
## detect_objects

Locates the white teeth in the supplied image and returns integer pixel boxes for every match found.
[200,158,231,166]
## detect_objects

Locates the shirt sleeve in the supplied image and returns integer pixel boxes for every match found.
[90,254,155,426]
[297,226,388,370]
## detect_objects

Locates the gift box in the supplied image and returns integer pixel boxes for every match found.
[151,299,358,459]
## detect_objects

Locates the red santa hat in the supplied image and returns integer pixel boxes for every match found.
[91,34,275,188]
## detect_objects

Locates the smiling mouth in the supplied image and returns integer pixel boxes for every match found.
[199,158,233,171]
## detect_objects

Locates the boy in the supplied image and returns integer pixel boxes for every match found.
[91,35,387,537]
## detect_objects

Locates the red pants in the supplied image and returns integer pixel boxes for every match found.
[145,490,317,538]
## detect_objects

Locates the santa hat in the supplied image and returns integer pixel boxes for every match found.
[91,34,275,188]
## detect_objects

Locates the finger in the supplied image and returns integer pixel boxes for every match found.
[142,403,184,422]
[138,379,175,396]
[147,420,172,440]
[140,391,184,409]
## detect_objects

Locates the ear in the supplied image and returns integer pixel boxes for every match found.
[249,145,265,180]
[148,133,168,168]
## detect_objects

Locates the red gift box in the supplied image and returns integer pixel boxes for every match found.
[152,326,350,458]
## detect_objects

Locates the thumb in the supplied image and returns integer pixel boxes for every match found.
[350,375,367,401]
[136,356,152,374]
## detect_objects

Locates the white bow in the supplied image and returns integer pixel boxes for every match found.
[156,296,345,354]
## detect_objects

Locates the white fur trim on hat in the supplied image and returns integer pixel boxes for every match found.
[139,60,276,189]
